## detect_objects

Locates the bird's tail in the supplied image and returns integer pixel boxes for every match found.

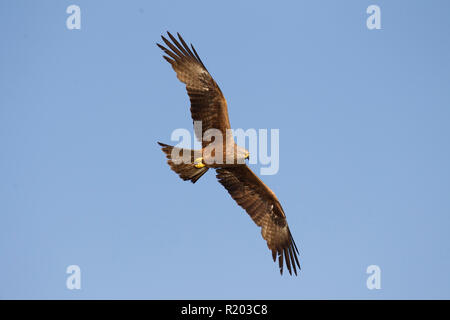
[157,142,208,183]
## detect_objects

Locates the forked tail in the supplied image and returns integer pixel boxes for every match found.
[157,142,208,183]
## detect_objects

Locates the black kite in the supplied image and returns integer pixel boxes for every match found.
[157,32,300,275]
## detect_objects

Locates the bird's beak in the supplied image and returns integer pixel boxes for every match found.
[245,152,250,160]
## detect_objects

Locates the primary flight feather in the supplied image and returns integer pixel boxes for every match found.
[157,32,300,275]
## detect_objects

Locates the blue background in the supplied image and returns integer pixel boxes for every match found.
[1,0,449,299]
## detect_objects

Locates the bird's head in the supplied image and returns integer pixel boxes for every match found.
[235,145,250,164]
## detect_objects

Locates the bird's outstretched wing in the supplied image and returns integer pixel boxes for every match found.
[216,166,300,275]
[157,32,231,148]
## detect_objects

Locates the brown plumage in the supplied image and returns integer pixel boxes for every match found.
[216,166,300,275]
[157,32,300,275]
[158,142,208,183]
[157,32,232,147]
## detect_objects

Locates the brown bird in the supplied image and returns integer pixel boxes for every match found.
[157,32,300,275]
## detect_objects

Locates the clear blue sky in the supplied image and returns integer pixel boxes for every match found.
[1,0,450,299]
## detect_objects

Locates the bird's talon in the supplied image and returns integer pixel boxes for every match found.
[194,157,205,168]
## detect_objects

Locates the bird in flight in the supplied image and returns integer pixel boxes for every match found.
[157,32,300,275]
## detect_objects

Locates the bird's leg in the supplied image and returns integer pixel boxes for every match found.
[194,157,205,168]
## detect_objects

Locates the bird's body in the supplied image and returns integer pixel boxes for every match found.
[157,32,301,275]
[197,142,249,168]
